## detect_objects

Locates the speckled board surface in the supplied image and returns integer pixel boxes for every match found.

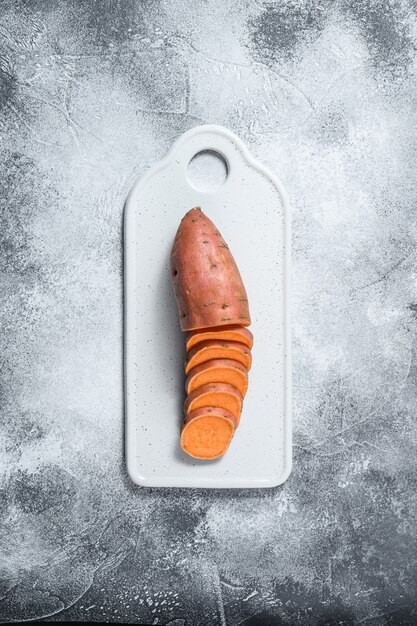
[1,1,416,625]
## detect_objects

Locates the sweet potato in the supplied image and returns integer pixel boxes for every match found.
[186,325,253,351]
[184,383,243,425]
[185,340,252,375]
[185,358,248,397]
[170,207,251,331]
[170,207,253,459]
[180,407,236,459]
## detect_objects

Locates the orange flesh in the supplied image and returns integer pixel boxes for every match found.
[185,340,252,374]
[185,358,248,397]
[184,383,243,425]
[184,405,237,428]
[186,325,253,351]
[181,408,235,459]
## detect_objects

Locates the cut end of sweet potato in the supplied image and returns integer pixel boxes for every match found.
[181,408,235,459]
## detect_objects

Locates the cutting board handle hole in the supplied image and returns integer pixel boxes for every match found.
[187,150,228,192]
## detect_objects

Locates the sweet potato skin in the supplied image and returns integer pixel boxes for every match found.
[170,208,251,331]
[185,339,252,374]
[185,358,248,397]
[186,325,253,351]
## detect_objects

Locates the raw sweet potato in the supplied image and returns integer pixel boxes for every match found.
[186,325,253,351]
[170,207,251,331]
[170,207,253,460]
[180,407,236,459]
[184,383,243,425]
[185,340,252,375]
[185,358,248,397]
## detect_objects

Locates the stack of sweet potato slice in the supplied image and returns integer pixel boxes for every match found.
[170,207,253,460]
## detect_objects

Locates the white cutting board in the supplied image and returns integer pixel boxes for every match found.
[124,125,291,488]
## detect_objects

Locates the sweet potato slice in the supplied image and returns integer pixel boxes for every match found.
[181,407,236,460]
[170,207,251,331]
[185,340,252,374]
[184,382,243,425]
[186,325,253,351]
[185,358,248,397]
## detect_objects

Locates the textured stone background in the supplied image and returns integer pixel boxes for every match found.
[1,1,417,624]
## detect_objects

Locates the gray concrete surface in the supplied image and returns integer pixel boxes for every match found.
[1,1,417,624]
